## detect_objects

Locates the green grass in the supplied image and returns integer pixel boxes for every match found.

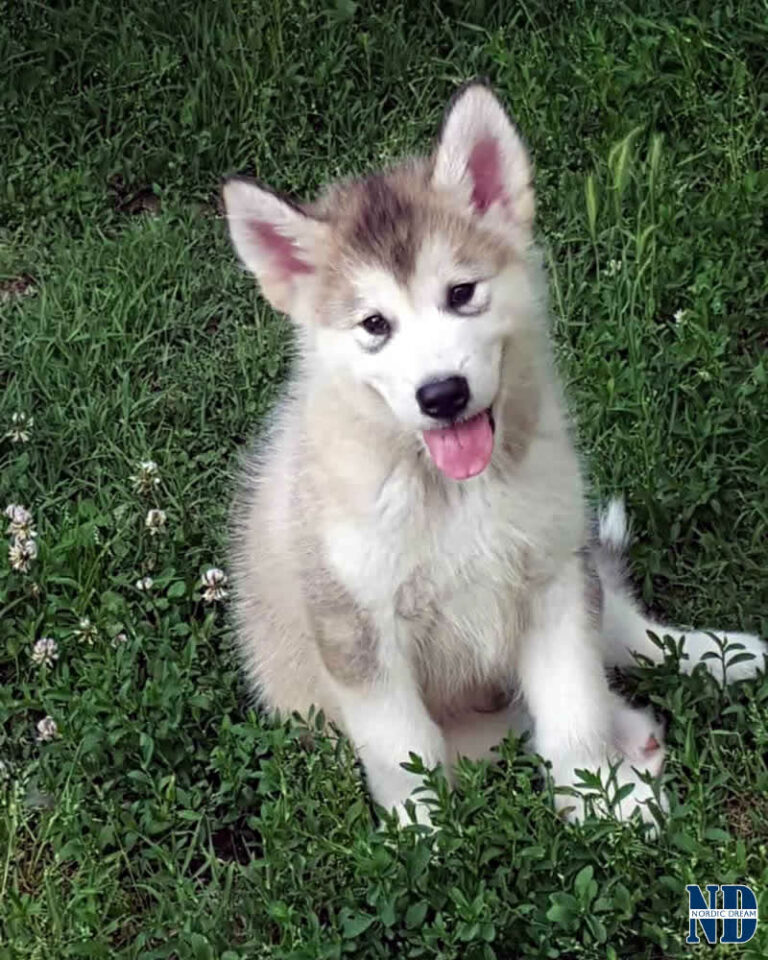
[1,1,767,957]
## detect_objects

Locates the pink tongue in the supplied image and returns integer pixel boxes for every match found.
[422,410,494,480]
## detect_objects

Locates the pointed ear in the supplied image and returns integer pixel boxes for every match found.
[222,177,327,314]
[431,83,534,234]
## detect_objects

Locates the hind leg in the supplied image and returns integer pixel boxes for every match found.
[445,690,666,809]
[596,693,669,825]
[601,579,766,682]
[609,693,666,777]
[445,692,668,829]
[595,499,766,682]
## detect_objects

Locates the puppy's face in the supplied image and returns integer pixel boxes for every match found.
[224,84,537,479]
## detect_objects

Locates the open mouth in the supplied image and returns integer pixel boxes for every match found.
[422,407,495,481]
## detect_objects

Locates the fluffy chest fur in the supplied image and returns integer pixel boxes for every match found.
[325,459,526,602]
[321,444,566,711]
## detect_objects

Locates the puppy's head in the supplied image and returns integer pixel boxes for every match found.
[223,83,538,480]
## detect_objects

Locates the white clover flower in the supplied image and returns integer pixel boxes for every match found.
[111,632,128,647]
[5,412,33,443]
[74,617,98,645]
[201,567,228,603]
[36,716,59,742]
[4,503,36,542]
[135,575,154,592]
[145,508,167,536]
[606,258,623,277]
[673,308,686,324]
[9,536,38,572]
[130,460,161,495]
[31,637,59,668]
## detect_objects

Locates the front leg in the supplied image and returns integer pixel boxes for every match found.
[518,557,665,824]
[321,618,447,826]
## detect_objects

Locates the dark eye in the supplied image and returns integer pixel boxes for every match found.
[447,283,476,310]
[360,314,392,337]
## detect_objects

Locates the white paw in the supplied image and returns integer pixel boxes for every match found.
[681,630,767,683]
[611,699,666,777]
[552,735,668,833]
[605,759,669,827]
[554,763,668,832]
[390,796,436,830]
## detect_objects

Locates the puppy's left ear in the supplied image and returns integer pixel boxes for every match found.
[431,83,534,235]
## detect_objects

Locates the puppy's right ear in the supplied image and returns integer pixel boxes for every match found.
[222,177,327,314]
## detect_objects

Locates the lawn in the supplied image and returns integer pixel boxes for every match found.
[1,1,767,957]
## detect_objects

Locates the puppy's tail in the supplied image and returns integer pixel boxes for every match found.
[594,498,766,683]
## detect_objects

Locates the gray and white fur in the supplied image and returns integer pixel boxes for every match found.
[222,83,765,826]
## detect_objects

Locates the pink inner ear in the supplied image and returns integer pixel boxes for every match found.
[250,220,314,277]
[468,137,505,214]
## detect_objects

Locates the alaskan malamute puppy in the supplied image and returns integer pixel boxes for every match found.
[222,83,765,826]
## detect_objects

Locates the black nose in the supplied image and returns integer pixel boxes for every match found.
[416,376,470,420]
